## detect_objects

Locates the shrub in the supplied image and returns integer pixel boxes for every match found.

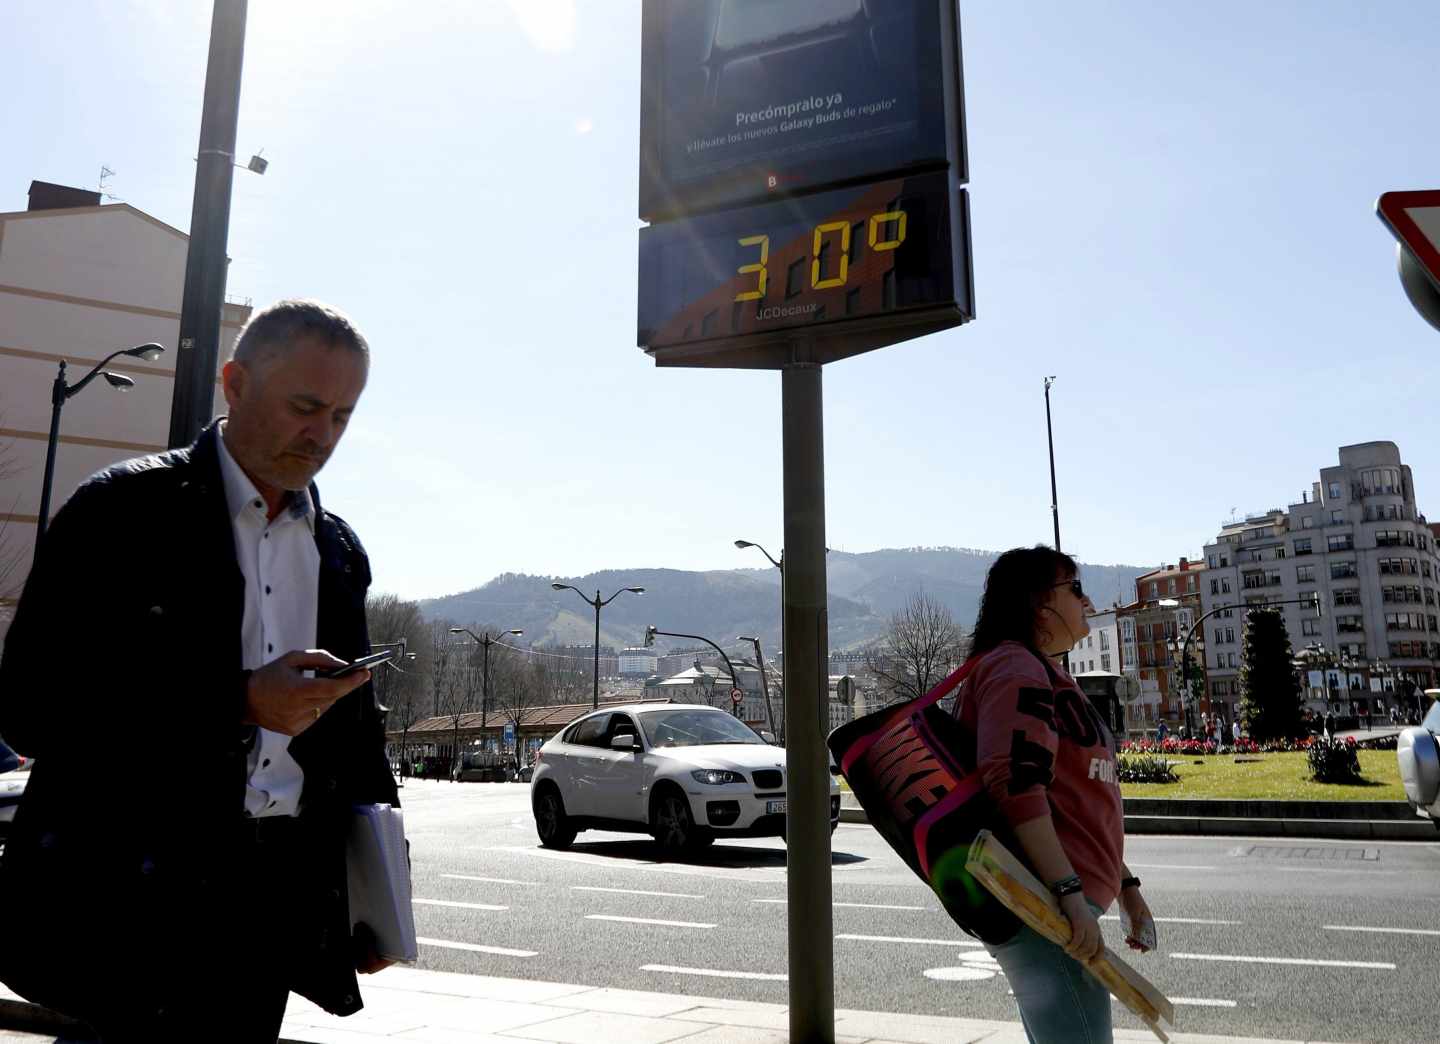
[1116,753,1179,784]
[1307,736,1363,783]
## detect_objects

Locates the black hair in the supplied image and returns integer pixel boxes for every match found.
[969,545,1079,657]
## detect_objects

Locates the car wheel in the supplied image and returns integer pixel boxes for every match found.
[652,787,711,854]
[534,786,576,849]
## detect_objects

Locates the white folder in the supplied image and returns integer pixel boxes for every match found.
[346,803,417,963]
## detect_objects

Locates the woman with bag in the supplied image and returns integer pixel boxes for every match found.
[954,546,1155,1043]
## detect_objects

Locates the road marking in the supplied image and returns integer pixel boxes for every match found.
[1099,916,1238,925]
[413,898,508,912]
[1171,953,1396,969]
[418,937,537,958]
[573,885,705,899]
[1324,924,1440,937]
[1126,863,1215,871]
[441,874,533,886]
[587,914,716,929]
[642,964,786,981]
[753,899,927,911]
[1169,998,1238,1008]
[837,933,984,948]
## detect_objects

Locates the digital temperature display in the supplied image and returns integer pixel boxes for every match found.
[638,170,972,368]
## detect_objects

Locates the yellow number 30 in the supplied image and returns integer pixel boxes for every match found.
[735,235,769,302]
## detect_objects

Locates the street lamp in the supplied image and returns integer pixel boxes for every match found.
[737,634,777,737]
[550,584,644,709]
[449,627,523,730]
[734,538,783,570]
[646,625,745,717]
[34,342,165,559]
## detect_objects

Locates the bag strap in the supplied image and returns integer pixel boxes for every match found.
[915,655,982,710]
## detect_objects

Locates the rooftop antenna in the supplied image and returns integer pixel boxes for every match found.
[98,165,123,203]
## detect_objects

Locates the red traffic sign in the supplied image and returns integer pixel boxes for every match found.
[1378,191,1440,290]
[1377,191,1440,333]
[730,688,744,705]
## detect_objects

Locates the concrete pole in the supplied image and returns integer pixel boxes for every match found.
[782,358,833,1043]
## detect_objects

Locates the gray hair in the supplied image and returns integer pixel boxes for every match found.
[230,299,369,371]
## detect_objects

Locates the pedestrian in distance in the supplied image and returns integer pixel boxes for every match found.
[1232,718,1242,746]
[1155,719,1168,745]
[953,546,1155,1044]
[1323,711,1334,740]
[0,300,397,1042]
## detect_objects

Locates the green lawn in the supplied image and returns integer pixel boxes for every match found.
[836,751,1406,801]
[1120,750,1405,801]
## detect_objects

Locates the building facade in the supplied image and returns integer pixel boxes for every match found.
[1199,442,1440,721]
[1115,560,1204,729]
[0,182,251,639]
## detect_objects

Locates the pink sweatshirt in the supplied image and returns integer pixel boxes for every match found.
[955,641,1125,910]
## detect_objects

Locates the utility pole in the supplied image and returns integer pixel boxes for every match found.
[168,0,248,448]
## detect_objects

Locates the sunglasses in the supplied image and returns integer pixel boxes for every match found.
[1053,578,1086,599]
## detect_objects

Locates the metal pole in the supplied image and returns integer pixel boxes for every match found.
[168,0,248,448]
[752,638,776,735]
[34,362,67,560]
[593,591,602,710]
[482,636,491,729]
[782,358,833,1043]
[1044,376,1061,551]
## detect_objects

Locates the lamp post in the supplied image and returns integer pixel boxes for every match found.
[736,539,789,734]
[34,343,166,561]
[645,625,745,716]
[449,627,523,734]
[1175,596,1322,738]
[737,634,776,736]
[551,584,644,709]
[1043,376,1061,552]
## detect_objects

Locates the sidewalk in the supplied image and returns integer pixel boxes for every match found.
[0,967,1345,1044]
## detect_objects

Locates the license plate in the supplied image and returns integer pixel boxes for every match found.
[767,799,787,815]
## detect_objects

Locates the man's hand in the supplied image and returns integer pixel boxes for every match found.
[351,922,395,975]
[243,650,370,736]
[1058,891,1104,964]
[1119,887,1157,952]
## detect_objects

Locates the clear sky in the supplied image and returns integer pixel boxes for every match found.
[3,1,1439,601]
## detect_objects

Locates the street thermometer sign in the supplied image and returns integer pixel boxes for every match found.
[638,0,972,368]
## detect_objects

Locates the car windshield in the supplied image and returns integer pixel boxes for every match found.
[641,709,767,748]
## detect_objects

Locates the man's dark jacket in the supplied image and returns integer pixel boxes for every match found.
[0,423,397,1026]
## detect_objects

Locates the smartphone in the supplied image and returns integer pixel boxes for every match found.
[319,650,395,679]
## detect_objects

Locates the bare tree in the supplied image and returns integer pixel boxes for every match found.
[864,593,964,708]
[365,593,427,774]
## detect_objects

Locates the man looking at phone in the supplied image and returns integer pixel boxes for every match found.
[0,299,397,1041]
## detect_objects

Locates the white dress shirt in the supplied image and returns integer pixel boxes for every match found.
[217,425,320,818]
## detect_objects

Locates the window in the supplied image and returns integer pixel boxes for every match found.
[1226,627,1236,643]
[1121,618,1134,639]
[1186,576,1196,591]
[1421,535,1430,551]
[1208,555,1218,568]
[1330,510,1344,524]
[570,714,611,747]
[1425,561,1433,579]
[1375,530,1414,548]
[1331,560,1357,579]
[1302,516,1314,529]
[1221,577,1232,593]
[1336,614,1365,633]
[1379,557,1419,576]
[1167,579,1177,595]
[1386,612,1423,631]
[1328,481,1342,500]
[1302,618,1322,636]
[1210,579,1219,595]
[1148,582,1158,599]
[1296,565,1315,583]
[1100,632,1110,651]
[1293,538,1312,555]
[1333,588,1362,606]
[1327,535,1354,552]
[1227,653,1237,668]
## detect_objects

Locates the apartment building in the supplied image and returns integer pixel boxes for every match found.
[0,181,250,638]
[1115,560,1204,726]
[1200,442,1440,720]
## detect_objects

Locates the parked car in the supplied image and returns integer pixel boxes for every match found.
[0,737,30,844]
[1396,690,1440,830]
[530,703,840,854]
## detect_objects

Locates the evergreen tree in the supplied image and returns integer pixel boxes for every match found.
[1238,608,1305,742]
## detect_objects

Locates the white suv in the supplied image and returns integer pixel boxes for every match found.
[1397,692,1440,829]
[530,704,840,854]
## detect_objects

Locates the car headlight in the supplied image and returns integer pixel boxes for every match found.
[691,769,746,786]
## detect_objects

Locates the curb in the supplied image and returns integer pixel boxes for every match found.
[839,802,1437,840]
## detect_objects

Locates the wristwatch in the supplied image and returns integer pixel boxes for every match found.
[1121,875,1142,891]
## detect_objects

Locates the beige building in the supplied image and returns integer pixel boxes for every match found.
[0,181,251,637]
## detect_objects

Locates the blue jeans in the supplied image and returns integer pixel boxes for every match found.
[985,902,1112,1044]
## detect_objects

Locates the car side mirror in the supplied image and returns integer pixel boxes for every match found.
[611,733,641,751]
[760,730,777,744]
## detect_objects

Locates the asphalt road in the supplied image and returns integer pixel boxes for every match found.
[398,779,1440,1043]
